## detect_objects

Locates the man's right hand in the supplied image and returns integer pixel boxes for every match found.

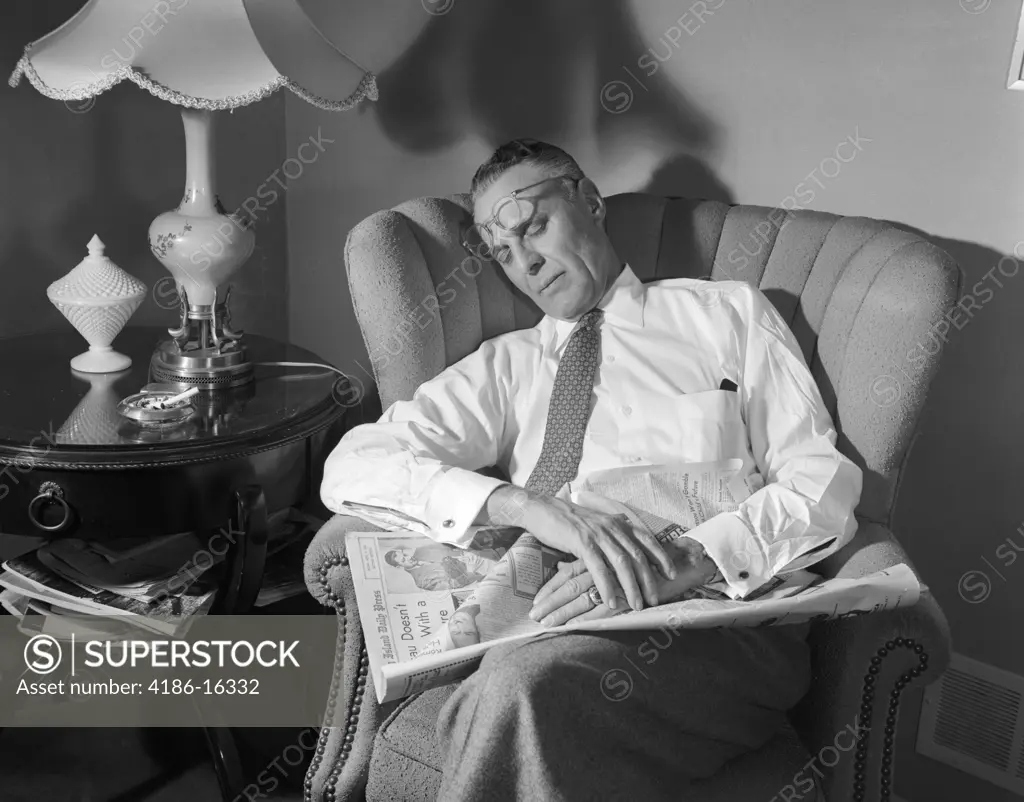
[481,485,676,611]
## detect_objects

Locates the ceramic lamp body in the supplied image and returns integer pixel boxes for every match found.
[148,109,255,307]
[47,235,146,373]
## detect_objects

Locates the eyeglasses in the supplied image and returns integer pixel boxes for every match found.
[461,174,581,266]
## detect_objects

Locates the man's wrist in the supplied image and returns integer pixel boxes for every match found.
[670,536,721,584]
[479,484,541,528]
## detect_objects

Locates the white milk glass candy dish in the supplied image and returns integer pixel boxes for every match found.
[46,234,147,373]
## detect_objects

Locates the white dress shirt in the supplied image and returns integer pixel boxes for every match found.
[322,264,863,599]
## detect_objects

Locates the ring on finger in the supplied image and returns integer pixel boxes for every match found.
[586,586,602,607]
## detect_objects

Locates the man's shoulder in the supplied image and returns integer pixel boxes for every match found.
[494,324,547,344]
[439,325,544,378]
[476,322,547,354]
[647,277,756,309]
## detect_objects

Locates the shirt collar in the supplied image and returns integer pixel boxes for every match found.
[550,263,645,352]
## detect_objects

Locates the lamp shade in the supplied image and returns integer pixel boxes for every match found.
[8,0,377,111]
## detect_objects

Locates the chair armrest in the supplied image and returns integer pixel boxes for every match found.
[791,520,952,802]
[818,517,921,582]
[302,514,396,802]
[303,512,383,606]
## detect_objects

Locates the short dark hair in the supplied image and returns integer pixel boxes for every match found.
[384,549,402,568]
[470,138,585,204]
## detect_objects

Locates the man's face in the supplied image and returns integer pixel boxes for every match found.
[393,547,416,569]
[447,605,481,647]
[472,164,618,321]
[448,609,476,637]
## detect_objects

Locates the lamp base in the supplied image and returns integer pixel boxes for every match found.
[150,339,253,390]
[71,345,132,373]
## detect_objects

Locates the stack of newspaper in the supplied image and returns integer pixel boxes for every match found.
[0,507,324,638]
[345,460,922,703]
[0,531,218,637]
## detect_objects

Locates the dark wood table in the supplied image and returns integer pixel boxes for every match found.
[0,325,349,800]
[0,325,345,541]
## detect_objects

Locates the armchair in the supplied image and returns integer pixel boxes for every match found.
[303,193,959,802]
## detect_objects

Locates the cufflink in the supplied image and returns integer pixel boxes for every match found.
[442,519,454,528]
[739,571,749,580]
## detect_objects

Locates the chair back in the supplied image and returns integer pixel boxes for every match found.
[344,193,960,523]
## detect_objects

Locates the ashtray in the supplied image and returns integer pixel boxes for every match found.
[116,387,198,425]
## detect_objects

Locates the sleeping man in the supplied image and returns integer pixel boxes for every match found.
[321,139,862,801]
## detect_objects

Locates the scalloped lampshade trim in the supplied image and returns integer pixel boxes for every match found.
[8,53,377,112]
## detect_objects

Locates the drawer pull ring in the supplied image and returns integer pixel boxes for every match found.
[28,481,72,532]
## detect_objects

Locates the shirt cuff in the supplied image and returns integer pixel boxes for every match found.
[424,467,508,547]
[684,512,771,599]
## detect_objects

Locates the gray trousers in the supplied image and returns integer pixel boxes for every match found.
[433,623,811,801]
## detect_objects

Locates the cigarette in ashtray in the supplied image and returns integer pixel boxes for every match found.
[150,387,199,410]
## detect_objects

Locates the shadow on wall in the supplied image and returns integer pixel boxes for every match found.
[328,0,738,424]
[886,227,1016,465]
[374,0,729,195]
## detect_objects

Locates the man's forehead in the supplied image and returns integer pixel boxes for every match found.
[473,163,553,223]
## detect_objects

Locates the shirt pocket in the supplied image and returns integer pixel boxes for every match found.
[631,389,747,462]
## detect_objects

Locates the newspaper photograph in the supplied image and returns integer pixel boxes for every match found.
[344,460,922,703]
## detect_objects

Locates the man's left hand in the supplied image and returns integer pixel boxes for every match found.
[529,560,625,627]
[529,536,719,627]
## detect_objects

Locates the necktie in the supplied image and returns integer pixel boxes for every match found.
[523,308,603,496]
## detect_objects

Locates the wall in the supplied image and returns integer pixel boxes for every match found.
[1,0,289,343]
[287,2,1023,800]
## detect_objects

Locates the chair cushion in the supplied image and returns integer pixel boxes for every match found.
[365,684,455,802]
[364,683,820,802]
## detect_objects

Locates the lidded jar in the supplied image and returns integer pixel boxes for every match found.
[47,235,147,373]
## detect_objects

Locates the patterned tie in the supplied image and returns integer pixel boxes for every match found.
[523,308,603,496]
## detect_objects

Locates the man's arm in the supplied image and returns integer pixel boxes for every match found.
[436,556,486,587]
[458,551,496,576]
[477,484,677,612]
[684,284,863,599]
[320,339,513,546]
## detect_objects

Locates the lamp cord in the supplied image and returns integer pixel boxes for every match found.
[253,361,355,381]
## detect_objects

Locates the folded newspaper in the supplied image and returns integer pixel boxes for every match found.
[345,460,921,703]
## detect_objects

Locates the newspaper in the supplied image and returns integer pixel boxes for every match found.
[345,460,921,703]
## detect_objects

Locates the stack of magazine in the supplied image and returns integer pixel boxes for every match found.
[0,507,324,639]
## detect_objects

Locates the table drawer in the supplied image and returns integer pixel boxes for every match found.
[0,438,314,539]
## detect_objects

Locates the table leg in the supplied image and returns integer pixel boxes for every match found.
[203,485,269,796]
[212,485,269,615]
[202,724,246,801]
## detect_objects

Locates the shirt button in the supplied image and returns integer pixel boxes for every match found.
[621,405,632,417]
[607,354,616,363]
[739,571,749,580]
[442,519,454,528]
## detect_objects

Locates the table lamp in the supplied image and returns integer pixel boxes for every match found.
[9,0,377,390]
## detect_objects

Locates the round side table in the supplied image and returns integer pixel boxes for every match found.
[0,326,348,613]
[0,326,351,799]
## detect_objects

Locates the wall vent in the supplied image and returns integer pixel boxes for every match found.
[916,652,1024,795]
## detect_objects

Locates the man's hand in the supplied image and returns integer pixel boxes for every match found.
[530,536,720,627]
[501,489,676,612]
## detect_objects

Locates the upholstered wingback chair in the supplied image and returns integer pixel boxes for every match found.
[302,193,958,802]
